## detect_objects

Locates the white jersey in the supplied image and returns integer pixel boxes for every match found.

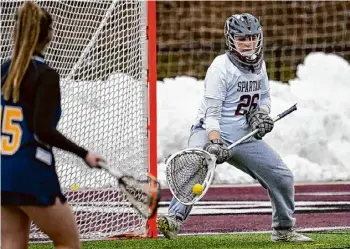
[195,53,270,143]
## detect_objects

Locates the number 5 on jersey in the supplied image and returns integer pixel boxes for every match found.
[1,106,23,155]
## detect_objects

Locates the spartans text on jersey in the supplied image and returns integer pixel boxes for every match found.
[237,80,262,92]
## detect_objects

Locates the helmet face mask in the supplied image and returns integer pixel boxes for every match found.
[224,13,264,72]
[233,34,262,59]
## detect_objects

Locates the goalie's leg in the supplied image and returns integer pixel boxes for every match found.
[227,139,296,228]
[158,193,194,239]
[157,215,182,240]
[158,127,208,239]
[168,197,193,221]
[227,139,312,242]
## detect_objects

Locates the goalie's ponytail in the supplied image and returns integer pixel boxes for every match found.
[2,1,52,103]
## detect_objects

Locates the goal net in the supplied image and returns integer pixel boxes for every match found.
[157,1,350,82]
[1,0,155,240]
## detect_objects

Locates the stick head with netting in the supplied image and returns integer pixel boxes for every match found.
[98,162,161,219]
[165,148,217,205]
[117,174,160,219]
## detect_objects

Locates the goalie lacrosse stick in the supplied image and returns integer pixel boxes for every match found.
[97,161,161,219]
[166,103,298,205]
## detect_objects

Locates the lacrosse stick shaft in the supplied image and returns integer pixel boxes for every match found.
[227,103,297,149]
[98,161,123,179]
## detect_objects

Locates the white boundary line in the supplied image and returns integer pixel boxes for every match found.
[160,182,350,190]
[173,226,350,237]
[210,182,350,188]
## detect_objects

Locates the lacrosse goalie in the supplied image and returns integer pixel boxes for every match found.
[157,13,313,243]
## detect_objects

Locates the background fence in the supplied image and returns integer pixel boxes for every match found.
[2,1,349,83]
[157,1,350,82]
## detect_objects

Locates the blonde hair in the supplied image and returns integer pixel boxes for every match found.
[2,2,48,103]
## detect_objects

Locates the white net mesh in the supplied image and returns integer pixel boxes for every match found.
[166,150,209,204]
[1,0,149,240]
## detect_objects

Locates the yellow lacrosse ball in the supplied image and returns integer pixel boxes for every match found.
[71,184,79,191]
[192,184,204,195]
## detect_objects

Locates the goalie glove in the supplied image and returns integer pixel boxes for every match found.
[203,139,231,164]
[246,109,274,139]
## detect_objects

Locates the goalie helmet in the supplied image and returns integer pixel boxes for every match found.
[224,13,263,73]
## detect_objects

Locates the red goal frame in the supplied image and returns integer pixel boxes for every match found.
[147,0,158,238]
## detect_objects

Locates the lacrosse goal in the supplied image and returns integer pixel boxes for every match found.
[0,0,157,240]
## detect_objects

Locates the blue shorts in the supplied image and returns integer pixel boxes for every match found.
[1,191,66,206]
[1,146,67,206]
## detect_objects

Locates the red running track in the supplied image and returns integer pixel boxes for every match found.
[159,183,350,234]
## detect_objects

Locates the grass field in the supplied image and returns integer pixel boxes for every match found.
[29,231,350,249]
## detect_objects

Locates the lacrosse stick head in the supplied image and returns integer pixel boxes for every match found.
[118,174,160,219]
[165,148,216,205]
[98,161,160,219]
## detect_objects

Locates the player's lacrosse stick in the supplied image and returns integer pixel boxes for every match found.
[97,161,161,219]
[166,103,298,205]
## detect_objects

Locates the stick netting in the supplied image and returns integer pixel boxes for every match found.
[166,151,209,204]
[1,0,148,240]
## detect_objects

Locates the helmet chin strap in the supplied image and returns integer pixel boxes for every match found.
[240,50,256,58]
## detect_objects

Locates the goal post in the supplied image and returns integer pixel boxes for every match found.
[146,0,158,238]
[1,0,157,240]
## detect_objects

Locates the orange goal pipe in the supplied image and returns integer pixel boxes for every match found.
[147,0,158,238]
